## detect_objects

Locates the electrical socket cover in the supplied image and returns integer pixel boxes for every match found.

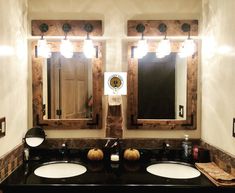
[179,105,184,118]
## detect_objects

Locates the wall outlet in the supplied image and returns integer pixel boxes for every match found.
[179,105,184,118]
[233,118,235,137]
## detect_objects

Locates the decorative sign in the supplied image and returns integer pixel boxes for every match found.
[104,72,127,95]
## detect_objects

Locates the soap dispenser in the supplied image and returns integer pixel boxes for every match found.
[182,134,192,162]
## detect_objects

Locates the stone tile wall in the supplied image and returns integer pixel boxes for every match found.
[106,105,123,138]
[0,144,23,182]
[40,138,200,150]
[200,141,235,176]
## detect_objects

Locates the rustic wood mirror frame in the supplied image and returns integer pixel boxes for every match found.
[32,41,103,129]
[127,41,198,130]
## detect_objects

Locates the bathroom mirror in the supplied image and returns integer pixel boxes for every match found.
[138,52,187,120]
[32,41,103,129]
[42,52,93,119]
[127,41,198,130]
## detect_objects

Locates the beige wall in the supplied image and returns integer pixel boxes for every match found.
[201,0,235,156]
[175,56,187,120]
[0,0,28,157]
[28,0,202,139]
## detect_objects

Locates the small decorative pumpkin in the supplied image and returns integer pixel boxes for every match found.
[87,148,104,161]
[123,148,140,161]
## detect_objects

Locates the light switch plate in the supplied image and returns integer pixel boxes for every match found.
[0,117,6,137]
[233,118,235,137]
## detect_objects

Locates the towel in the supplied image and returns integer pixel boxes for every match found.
[195,162,235,187]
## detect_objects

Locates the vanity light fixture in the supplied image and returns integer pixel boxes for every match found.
[156,23,171,58]
[37,23,51,58]
[83,23,95,58]
[178,23,196,58]
[60,23,74,58]
[135,24,148,59]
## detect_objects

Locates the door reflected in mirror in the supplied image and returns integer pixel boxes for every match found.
[138,52,187,120]
[42,52,93,120]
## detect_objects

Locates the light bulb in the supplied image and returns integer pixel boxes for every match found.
[155,53,166,59]
[135,39,148,58]
[60,39,73,58]
[178,39,196,58]
[156,39,171,58]
[37,39,51,58]
[83,39,95,58]
[135,47,144,59]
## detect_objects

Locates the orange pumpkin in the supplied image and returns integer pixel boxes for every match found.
[123,148,140,161]
[87,148,104,161]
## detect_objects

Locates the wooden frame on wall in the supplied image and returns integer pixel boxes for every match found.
[32,41,103,129]
[31,20,103,130]
[127,20,198,130]
[31,20,102,36]
[127,41,198,130]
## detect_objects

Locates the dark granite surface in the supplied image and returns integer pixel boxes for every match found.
[1,148,235,193]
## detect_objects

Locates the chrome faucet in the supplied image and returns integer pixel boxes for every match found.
[161,142,171,161]
[59,143,68,159]
[23,148,29,161]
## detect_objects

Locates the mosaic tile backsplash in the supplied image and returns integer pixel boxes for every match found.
[0,143,23,182]
[200,141,235,176]
[39,138,235,176]
[0,138,235,183]
[40,138,200,150]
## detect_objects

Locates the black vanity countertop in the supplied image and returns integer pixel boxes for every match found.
[1,148,235,193]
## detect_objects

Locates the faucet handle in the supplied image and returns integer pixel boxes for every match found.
[104,138,120,148]
[111,141,118,148]
[61,143,69,150]
[104,139,111,148]
[162,142,170,149]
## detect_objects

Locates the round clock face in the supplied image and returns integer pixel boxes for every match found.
[108,74,123,92]
[110,76,122,88]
